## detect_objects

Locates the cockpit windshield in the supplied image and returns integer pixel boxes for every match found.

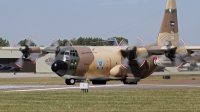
[60,51,70,56]
[60,52,65,55]
[65,52,69,56]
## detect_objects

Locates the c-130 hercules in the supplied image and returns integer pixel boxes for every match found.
[2,0,200,85]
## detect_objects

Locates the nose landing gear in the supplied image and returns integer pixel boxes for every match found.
[65,79,75,85]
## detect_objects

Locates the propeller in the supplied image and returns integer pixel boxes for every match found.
[50,37,73,57]
[15,36,40,68]
[159,36,188,68]
[15,57,24,68]
[120,57,129,69]
[45,56,55,66]
[120,37,148,68]
[51,37,61,57]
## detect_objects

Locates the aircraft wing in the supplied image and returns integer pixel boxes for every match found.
[42,47,58,53]
[146,46,168,54]
[0,47,20,51]
[185,46,200,52]
[0,46,55,53]
[146,46,200,54]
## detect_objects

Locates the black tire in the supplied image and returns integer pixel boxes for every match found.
[123,78,138,85]
[65,79,75,85]
[129,82,138,85]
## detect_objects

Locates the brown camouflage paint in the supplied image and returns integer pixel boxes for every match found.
[157,0,179,47]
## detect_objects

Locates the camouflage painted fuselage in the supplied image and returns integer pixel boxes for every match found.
[53,46,159,81]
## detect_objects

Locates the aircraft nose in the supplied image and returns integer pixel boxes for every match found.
[51,60,68,72]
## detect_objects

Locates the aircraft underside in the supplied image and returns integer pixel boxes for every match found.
[57,73,141,85]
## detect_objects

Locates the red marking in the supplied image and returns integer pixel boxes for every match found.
[160,35,166,41]
[118,39,124,46]
[153,57,157,60]
[180,38,186,46]
[33,55,38,64]
[140,60,146,68]
[69,41,73,46]
[15,62,22,68]
[177,62,184,68]
[51,37,57,43]
[153,56,162,66]
[121,64,127,69]
[27,36,34,41]
[47,57,51,65]
[137,37,144,44]
[109,57,111,71]
[107,71,110,76]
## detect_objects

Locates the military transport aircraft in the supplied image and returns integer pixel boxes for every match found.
[1,0,200,85]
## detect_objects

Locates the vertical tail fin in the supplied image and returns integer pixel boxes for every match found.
[157,0,179,47]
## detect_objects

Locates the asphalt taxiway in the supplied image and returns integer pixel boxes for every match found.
[1,83,200,92]
[0,72,200,92]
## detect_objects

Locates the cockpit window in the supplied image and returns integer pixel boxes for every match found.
[60,52,65,55]
[60,51,69,56]
[65,52,69,56]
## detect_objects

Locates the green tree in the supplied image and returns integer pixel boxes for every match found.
[70,38,77,45]
[18,39,37,46]
[111,37,128,45]
[0,37,9,47]
[51,39,70,46]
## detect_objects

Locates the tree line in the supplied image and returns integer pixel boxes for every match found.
[0,37,128,47]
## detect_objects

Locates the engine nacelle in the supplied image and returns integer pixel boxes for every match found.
[109,65,126,77]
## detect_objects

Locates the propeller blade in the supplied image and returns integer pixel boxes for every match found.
[118,39,128,46]
[65,42,70,46]
[15,58,24,68]
[136,37,144,47]
[174,58,186,68]
[121,57,129,69]
[26,36,34,46]
[135,47,148,67]
[45,56,55,66]
[51,37,59,47]
[69,41,73,46]
[136,56,146,68]
[28,53,39,64]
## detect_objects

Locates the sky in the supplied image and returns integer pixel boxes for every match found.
[0,0,200,46]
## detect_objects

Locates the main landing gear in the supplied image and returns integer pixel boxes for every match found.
[65,79,75,85]
[123,81,138,85]
[122,77,138,85]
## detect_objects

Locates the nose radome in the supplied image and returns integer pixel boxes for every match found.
[51,60,68,72]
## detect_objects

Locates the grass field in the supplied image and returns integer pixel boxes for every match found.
[0,89,200,112]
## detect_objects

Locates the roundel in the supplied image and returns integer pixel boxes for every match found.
[153,57,157,66]
[98,60,103,67]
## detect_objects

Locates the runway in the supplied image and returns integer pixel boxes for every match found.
[1,83,200,92]
[0,72,200,92]
[1,71,200,78]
